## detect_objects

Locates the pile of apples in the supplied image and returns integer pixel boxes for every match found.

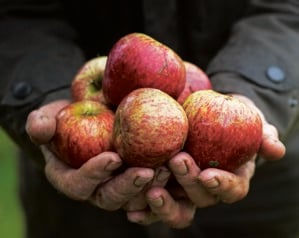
[51,33,262,171]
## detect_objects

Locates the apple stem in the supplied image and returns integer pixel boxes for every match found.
[92,78,102,90]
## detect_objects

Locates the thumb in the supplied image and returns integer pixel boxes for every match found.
[259,123,286,161]
[26,100,70,144]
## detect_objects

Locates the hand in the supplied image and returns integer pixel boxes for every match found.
[127,94,286,228]
[26,100,155,211]
[126,152,253,228]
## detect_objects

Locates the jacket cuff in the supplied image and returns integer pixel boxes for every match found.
[0,18,85,107]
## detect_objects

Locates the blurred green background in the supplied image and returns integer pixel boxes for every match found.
[0,128,24,237]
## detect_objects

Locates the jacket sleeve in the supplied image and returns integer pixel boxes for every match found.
[0,0,86,166]
[206,0,299,141]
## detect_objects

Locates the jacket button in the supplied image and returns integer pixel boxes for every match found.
[266,66,285,83]
[12,82,32,99]
[289,97,298,108]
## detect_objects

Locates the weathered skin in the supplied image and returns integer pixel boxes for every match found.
[103,33,186,106]
[113,88,189,168]
[177,61,212,105]
[51,100,115,169]
[183,90,263,171]
[71,56,107,105]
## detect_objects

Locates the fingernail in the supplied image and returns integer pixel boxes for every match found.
[134,176,152,187]
[201,177,220,189]
[149,196,163,207]
[105,161,122,171]
[175,160,189,175]
[156,168,171,182]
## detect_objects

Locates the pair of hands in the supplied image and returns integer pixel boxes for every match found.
[25,96,285,228]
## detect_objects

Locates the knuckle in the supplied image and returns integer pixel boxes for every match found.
[166,213,193,229]
[222,184,249,204]
[93,188,131,211]
[94,194,119,211]
[196,196,219,208]
[45,166,89,201]
[164,203,195,229]
[60,179,90,201]
[264,124,278,137]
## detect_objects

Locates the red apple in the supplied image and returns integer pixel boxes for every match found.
[113,88,189,168]
[177,61,212,105]
[51,100,114,169]
[71,56,107,105]
[102,33,186,106]
[183,90,263,171]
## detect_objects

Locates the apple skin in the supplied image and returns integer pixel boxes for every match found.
[102,33,186,106]
[71,56,107,105]
[182,90,263,171]
[113,88,189,168]
[177,61,212,105]
[51,100,115,169]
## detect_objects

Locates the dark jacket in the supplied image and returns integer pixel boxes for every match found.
[0,0,299,238]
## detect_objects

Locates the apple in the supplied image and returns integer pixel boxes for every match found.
[102,33,186,106]
[183,90,263,171]
[177,61,212,105]
[71,56,107,104]
[51,100,115,169]
[113,88,189,168]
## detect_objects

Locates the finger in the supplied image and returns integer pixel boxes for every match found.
[127,209,160,226]
[127,187,196,228]
[168,152,218,207]
[198,156,256,203]
[43,147,122,200]
[259,123,286,160]
[146,187,196,228]
[39,99,70,114]
[123,193,149,212]
[123,167,171,211]
[26,100,70,144]
[92,167,155,211]
[26,110,57,144]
